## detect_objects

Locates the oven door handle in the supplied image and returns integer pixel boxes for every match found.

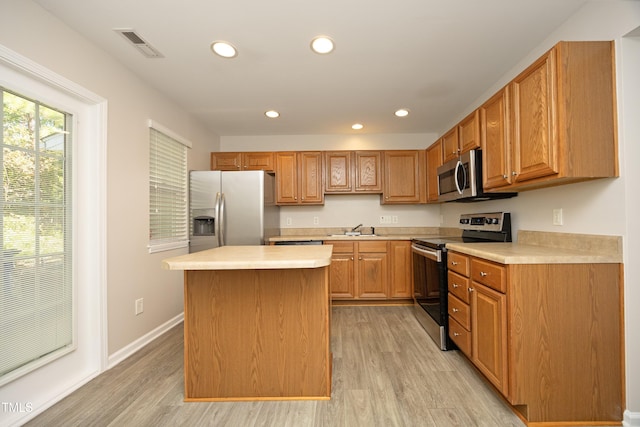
[411,244,441,262]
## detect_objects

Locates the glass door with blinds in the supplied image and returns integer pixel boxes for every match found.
[0,88,74,385]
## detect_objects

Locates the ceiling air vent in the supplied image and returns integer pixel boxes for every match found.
[114,28,164,58]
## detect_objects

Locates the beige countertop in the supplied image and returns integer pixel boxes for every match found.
[446,234,623,265]
[162,245,333,270]
[270,234,423,242]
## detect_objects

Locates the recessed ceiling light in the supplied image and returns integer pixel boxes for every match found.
[265,110,280,118]
[395,108,410,117]
[352,123,364,130]
[310,36,335,54]
[210,41,238,58]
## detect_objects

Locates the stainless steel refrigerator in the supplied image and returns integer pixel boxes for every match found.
[189,170,280,253]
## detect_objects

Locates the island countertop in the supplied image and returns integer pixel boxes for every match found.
[162,245,333,270]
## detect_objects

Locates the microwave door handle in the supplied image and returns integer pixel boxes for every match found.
[454,160,466,194]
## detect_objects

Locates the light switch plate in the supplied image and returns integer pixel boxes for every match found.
[553,208,563,226]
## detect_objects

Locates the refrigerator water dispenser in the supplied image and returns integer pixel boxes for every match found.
[193,216,215,236]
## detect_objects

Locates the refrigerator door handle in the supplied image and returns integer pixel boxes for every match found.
[219,192,226,246]
[214,192,222,247]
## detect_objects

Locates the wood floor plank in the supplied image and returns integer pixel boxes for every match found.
[25,306,529,427]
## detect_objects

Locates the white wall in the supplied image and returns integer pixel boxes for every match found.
[0,0,220,360]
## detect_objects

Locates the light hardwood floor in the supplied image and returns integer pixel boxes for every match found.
[26,306,526,426]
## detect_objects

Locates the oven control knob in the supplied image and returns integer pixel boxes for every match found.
[485,218,492,225]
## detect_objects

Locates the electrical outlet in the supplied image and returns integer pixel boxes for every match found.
[552,208,563,226]
[379,215,391,224]
[286,217,292,226]
[392,215,398,224]
[313,216,319,225]
[135,298,144,315]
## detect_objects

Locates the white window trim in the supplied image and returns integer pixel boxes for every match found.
[0,44,107,425]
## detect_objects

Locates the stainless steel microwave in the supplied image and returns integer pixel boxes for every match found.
[437,149,516,202]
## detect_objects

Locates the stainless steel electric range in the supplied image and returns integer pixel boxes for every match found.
[411,212,512,350]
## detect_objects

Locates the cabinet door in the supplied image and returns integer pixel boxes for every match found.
[211,152,241,170]
[382,150,426,204]
[329,253,355,299]
[325,151,352,193]
[242,152,274,171]
[511,48,558,183]
[472,282,508,396]
[442,127,460,163]
[357,252,388,299]
[354,151,383,192]
[481,87,512,189]
[299,151,324,204]
[389,241,412,298]
[426,141,443,202]
[458,110,481,155]
[275,152,298,204]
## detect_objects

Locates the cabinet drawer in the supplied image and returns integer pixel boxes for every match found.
[471,258,506,293]
[358,241,388,253]
[325,241,354,254]
[449,317,471,356]
[448,271,470,303]
[448,293,470,330]
[448,252,470,276]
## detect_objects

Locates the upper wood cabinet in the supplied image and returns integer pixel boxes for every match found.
[275,151,324,205]
[442,110,481,163]
[324,151,383,194]
[481,87,512,189]
[425,140,443,203]
[441,127,459,163]
[483,41,617,192]
[211,152,275,171]
[382,150,426,204]
[458,110,481,156]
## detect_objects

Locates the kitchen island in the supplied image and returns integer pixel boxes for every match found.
[162,245,333,401]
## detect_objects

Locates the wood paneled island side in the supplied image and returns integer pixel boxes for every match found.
[162,245,333,401]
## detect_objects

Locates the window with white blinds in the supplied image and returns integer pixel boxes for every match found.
[148,122,190,253]
[0,88,74,385]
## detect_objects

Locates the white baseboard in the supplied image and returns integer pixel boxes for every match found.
[107,312,184,369]
[625,410,640,427]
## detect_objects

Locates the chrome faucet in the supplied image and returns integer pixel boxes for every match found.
[351,223,363,232]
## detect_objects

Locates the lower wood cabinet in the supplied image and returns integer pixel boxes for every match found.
[325,240,412,301]
[447,251,623,424]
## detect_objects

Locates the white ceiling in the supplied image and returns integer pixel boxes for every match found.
[34,0,596,136]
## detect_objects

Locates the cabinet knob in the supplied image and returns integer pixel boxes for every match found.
[468,287,474,292]
[350,257,354,261]
[502,174,508,179]
[453,332,461,337]
[358,257,362,260]
[512,171,517,176]
[294,196,298,200]
[452,308,459,313]
[451,261,458,266]
[480,271,488,277]
[452,283,459,288]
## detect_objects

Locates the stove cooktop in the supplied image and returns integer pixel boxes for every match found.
[412,212,512,249]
